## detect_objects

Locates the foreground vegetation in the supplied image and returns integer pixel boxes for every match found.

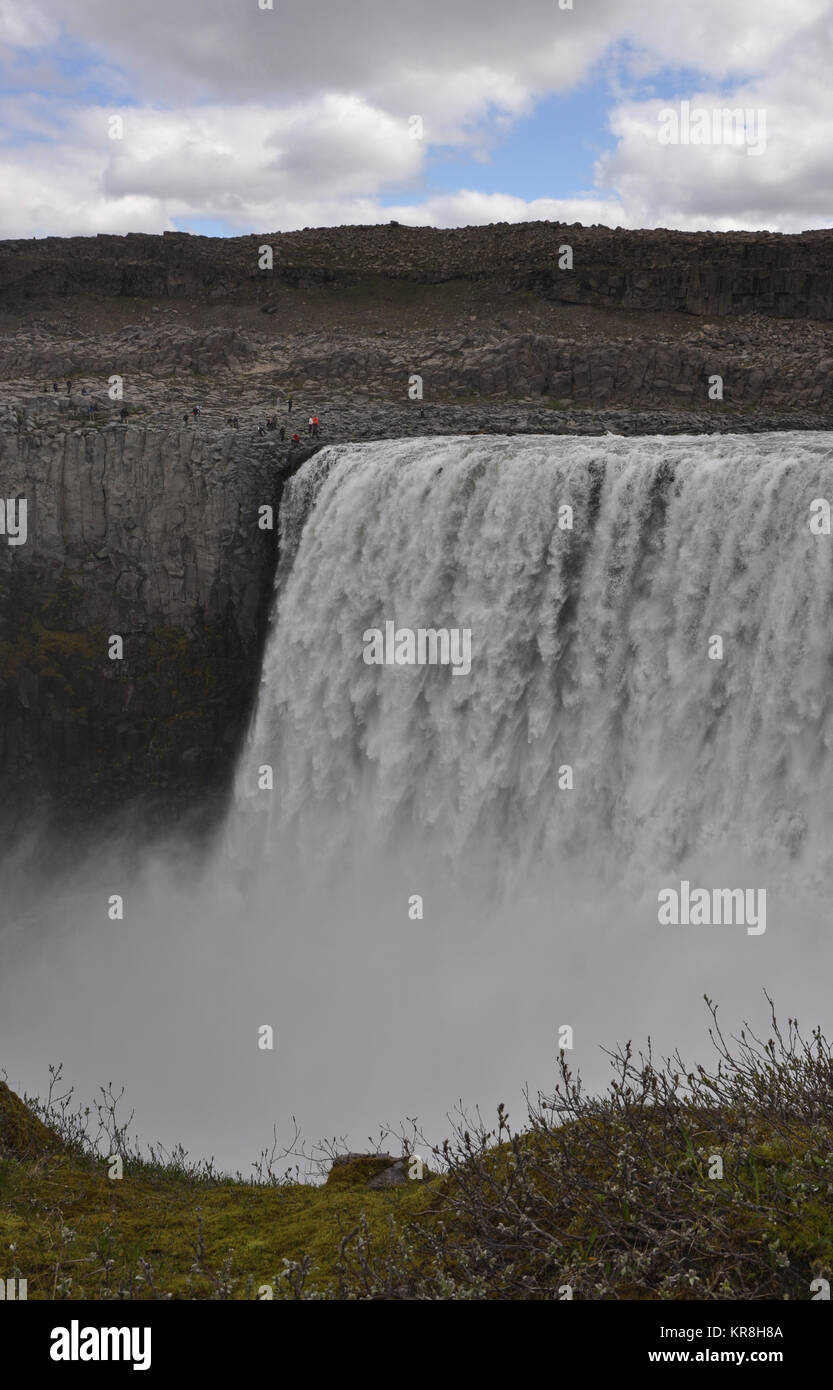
[2,997,832,1300]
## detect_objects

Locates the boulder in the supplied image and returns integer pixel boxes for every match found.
[326,1151,408,1189]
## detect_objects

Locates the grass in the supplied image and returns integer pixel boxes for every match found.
[0,1076,435,1299]
[2,996,832,1300]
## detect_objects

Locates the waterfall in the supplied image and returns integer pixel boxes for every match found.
[231,431,833,892]
[6,431,833,1168]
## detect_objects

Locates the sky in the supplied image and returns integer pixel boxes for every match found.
[0,0,831,237]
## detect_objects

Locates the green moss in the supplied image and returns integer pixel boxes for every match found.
[0,1134,434,1299]
[4,1050,832,1300]
[0,1081,62,1160]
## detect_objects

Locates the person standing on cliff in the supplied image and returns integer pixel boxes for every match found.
[280,425,286,441]
[66,381,72,396]
[287,396,293,412]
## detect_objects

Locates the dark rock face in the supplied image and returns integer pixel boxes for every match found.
[0,413,291,830]
[1,223,832,320]
[259,322,832,414]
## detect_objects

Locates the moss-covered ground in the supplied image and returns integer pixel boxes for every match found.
[4,1003,833,1302]
[0,1081,435,1299]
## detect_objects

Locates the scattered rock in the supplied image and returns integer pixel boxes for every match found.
[326,1152,407,1189]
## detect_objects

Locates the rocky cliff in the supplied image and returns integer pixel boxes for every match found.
[0,400,315,832]
[2,222,832,320]
[1,220,831,835]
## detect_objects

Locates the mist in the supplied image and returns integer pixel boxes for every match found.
[3,432,833,1174]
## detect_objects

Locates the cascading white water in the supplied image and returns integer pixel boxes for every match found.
[5,431,833,1170]
[232,431,833,892]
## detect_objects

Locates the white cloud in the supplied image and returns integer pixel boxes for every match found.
[0,97,430,237]
[597,15,833,233]
[0,0,56,48]
[0,0,831,235]
[380,189,627,230]
[30,0,828,111]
